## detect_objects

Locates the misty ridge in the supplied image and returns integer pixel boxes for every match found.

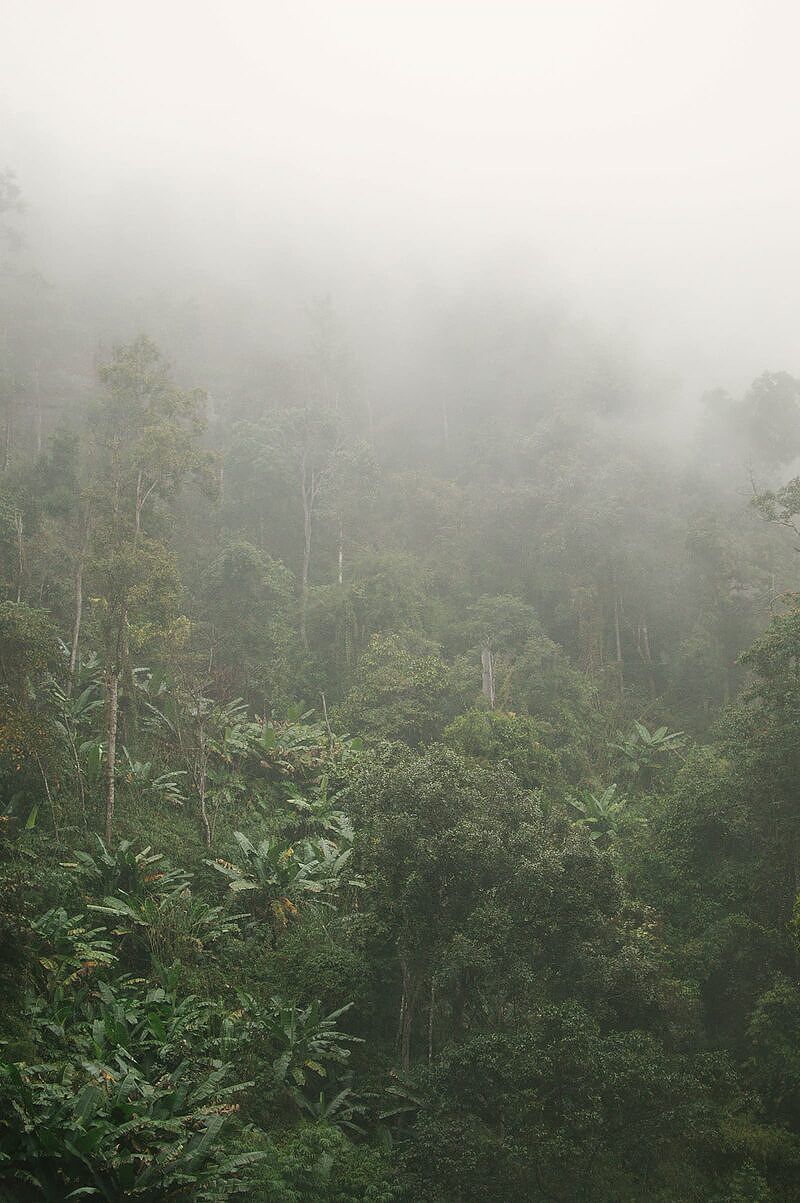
[4,4,800,1202]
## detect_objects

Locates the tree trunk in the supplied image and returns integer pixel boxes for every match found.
[299,465,313,647]
[105,669,119,846]
[198,757,211,849]
[13,510,23,603]
[337,513,344,586]
[68,543,86,693]
[481,645,495,708]
[398,959,422,1071]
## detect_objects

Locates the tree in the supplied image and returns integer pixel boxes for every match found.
[197,538,295,704]
[232,406,341,646]
[338,632,451,745]
[88,336,212,845]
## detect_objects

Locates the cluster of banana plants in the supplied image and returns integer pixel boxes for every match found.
[282,774,355,843]
[30,905,118,989]
[65,837,190,898]
[0,827,369,1200]
[207,830,363,938]
[64,836,241,969]
[223,992,365,1128]
[50,652,106,819]
[46,648,366,853]
[565,782,648,849]
[139,678,364,844]
[0,971,263,1201]
[609,720,685,788]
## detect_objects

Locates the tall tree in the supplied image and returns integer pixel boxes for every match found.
[88,335,212,843]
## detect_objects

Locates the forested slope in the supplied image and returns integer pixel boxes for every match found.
[4,171,800,1199]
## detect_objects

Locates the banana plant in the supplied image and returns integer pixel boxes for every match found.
[89,889,242,966]
[610,720,685,787]
[224,992,360,1112]
[207,831,360,935]
[64,835,191,900]
[120,746,188,808]
[297,1073,368,1135]
[1,975,264,1200]
[565,784,631,848]
[30,906,118,989]
[50,666,105,817]
[284,775,355,842]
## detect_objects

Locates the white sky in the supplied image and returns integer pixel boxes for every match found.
[2,0,799,394]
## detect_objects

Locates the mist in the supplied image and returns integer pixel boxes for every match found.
[3,0,800,408]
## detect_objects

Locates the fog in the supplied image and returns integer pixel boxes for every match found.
[2,0,800,407]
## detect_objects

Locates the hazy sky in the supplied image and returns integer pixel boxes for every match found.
[2,0,799,395]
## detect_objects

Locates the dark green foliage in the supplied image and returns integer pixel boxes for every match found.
[443,708,564,792]
[5,306,800,1201]
[338,633,451,744]
[0,974,263,1201]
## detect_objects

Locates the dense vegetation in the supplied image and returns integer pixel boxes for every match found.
[5,171,800,1199]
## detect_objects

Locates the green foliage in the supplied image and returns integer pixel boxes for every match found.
[0,602,60,702]
[442,707,564,792]
[6,296,800,1201]
[399,1010,727,1203]
[29,906,117,986]
[565,783,639,847]
[227,993,359,1114]
[91,888,241,969]
[0,974,261,1201]
[198,539,295,702]
[338,632,450,744]
[65,836,189,900]
[611,720,685,788]
[207,831,358,937]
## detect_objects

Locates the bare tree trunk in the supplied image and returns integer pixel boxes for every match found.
[68,723,87,825]
[398,959,422,1071]
[337,513,344,586]
[198,755,211,849]
[105,669,119,846]
[35,751,58,839]
[3,398,13,471]
[481,645,495,708]
[300,463,313,647]
[134,470,158,541]
[320,691,333,738]
[13,510,23,603]
[67,513,90,694]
